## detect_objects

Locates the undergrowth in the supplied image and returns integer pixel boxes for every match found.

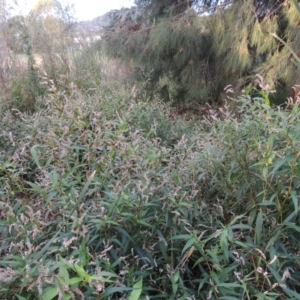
[0,81,300,299]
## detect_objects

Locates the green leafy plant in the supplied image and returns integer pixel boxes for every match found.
[1,32,300,299]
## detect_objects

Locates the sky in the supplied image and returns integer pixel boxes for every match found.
[72,0,135,20]
[14,0,136,21]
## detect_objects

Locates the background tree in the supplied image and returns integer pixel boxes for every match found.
[28,0,75,84]
[0,0,75,111]
[104,0,299,105]
[1,12,42,111]
[134,0,195,18]
[4,15,30,53]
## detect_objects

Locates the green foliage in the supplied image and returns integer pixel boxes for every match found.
[104,10,217,103]
[71,45,103,91]
[10,76,37,112]
[104,0,300,105]
[0,54,44,113]
[134,0,230,18]
[1,78,300,298]
[134,0,196,19]
[0,0,76,105]
[1,2,300,297]
[125,98,194,146]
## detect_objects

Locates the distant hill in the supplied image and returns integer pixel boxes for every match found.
[71,6,147,48]
[75,6,145,33]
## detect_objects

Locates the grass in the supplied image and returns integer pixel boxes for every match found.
[0,51,300,299]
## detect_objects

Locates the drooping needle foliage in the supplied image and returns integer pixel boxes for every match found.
[104,0,300,104]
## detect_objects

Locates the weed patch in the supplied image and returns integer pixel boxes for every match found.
[1,84,300,299]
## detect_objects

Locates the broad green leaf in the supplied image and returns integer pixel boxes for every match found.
[195,273,210,290]
[171,234,193,240]
[281,287,300,299]
[40,287,58,300]
[264,229,281,251]
[173,270,180,283]
[73,264,90,280]
[182,237,196,254]
[78,171,96,202]
[46,190,57,205]
[192,256,205,267]
[220,228,229,261]
[137,219,152,227]
[172,283,178,296]
[267,265,281,283]
[259,91,270,106]
[282,221,300,233]
[114,227,134,242]
[121,212,135,217]
[0,259,23,267]
[30,145,40,168]
[25,182,47,199]
[248,207,257,227]
[229,213,246,226]
[15,295,28,300]
[97,271,119,277]
[283,211,297,223]
[89,276,114,283]
[210,271,221,284]
[233,240,251,250]
[219,296,241,300]
[62,294,72,300]
[78,239,88,267]
[34,230,60,261]
[128,278,143,300]
[262,166,268,179]
[230,224,251,230]
[206,249,219,264]
[217,283,242,288]
[101,287,133,298]
[255,210,263,245]
[271,157,290,175]
[69,171,96,216]
[90,271,119,279]
[51,171,59,186]
[290,190,299,213]
[258,200,276,207]
[68,277,82,285]
[293,0,300,15]
[58,266,69,283]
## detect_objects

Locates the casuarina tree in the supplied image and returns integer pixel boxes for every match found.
[104,0,300,105]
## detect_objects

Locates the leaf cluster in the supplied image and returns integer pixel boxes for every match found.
[104,0,300,105]
[104,10,217,103]
[1,79,300,299]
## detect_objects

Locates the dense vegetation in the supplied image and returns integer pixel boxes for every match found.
[104,0,300,104]
[1,0,300,299]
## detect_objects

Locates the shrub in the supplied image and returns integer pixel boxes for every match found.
[0,84,300,299]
